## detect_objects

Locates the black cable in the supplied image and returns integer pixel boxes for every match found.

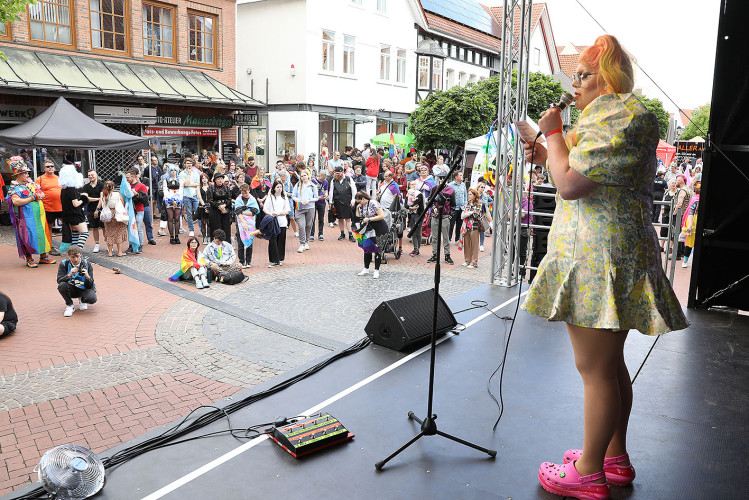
[16,337,371,499]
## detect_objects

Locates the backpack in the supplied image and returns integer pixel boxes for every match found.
[218,269,247,285]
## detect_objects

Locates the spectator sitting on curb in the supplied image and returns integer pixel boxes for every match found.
[57,246,97,317]
[202,229,241,279]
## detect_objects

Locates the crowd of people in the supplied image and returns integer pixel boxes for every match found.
[0,141,499,322]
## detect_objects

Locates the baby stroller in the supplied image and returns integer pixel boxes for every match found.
[380,198,407,263]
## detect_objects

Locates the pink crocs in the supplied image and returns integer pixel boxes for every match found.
[563,449,636,486]
[538,460,610,500]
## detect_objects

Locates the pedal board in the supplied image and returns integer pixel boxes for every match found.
[268,413,354,458]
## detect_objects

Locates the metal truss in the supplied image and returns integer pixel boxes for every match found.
[490,0,534,286]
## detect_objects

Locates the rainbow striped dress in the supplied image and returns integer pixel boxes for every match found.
[6,182,52,258]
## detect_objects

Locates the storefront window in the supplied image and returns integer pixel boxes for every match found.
[375,118,406,136]
[276,130,296,158]
[239,114,267,172]
[319,115,355,157]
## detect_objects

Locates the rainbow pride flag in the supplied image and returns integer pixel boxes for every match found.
[353,228,380,254]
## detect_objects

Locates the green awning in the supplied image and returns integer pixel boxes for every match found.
[0,47,263,109]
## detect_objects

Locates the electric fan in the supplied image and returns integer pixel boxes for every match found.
[36,444,105,499]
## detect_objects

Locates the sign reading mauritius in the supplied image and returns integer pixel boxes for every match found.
[156,113,233,129]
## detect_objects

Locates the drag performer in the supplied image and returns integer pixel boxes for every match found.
[522,35,688,499]
[5,157,56,268]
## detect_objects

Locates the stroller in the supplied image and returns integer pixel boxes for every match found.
[380,197,407,263]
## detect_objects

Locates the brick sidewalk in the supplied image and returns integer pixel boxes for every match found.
[0,222,494,495]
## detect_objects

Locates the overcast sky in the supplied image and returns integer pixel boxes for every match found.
[483,0,721,115]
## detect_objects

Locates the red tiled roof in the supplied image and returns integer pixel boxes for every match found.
[680,109,694,127]
[423,12,501,52]
[489,3,545,40]
[558,53,579,78]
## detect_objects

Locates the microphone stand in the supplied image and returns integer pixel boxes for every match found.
[375,149,497,470]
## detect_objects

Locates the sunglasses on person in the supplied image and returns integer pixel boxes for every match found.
[572,72,597,85]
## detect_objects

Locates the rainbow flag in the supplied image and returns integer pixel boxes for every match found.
[353,229,380,254]
[389,132,396,158]
[6,182,52,258]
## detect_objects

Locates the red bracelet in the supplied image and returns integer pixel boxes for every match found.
[544,128,562,139]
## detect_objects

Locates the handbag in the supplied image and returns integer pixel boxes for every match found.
[99,205,113,223]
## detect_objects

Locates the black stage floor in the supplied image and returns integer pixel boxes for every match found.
[9,284,749,500]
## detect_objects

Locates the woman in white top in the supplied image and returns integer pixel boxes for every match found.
[264,180,290,267]
[162,163,184,244]
[291,171,318,252]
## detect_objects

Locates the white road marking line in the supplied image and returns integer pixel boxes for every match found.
[141,291,527,499]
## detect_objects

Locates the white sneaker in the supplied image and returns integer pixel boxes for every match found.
[461,262,467,267]
[157,230,167,237]
[179,228,185,233]
[294,232,299,237]
[328,223,335,228]
[189,231,195,237]
[357,269,370,276]
[373,270,380,279]
[304,243,310,250]
[681,259,688,268]
[78,300,88,311]
[93,244,100,253]
[64,305,75,317]
[297,245,305,253]
[467,264,475,268]
[480,245,485,252]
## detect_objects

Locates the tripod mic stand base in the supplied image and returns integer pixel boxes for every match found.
[375,411,497,471]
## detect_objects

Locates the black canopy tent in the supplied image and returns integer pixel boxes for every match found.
[0,97,148,149]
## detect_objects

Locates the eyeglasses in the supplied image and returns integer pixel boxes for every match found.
[573,71,596,84]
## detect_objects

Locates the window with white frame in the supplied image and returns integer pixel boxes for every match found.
[343,35,355,74]
[90,0,128,53]
[534,47,541,65]
[380,45,391,80]
[418,56,429,89]
[446,68,454,88]
[377,0,387,13]
[450,45,456,58]
[483,54,489,67]
[432,58,443,90]
[458,71,466,86]
[396,48,406,83]
[458,47,465,60]
[322,30,335,71]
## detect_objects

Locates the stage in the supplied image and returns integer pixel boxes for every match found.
[8,284,749,500]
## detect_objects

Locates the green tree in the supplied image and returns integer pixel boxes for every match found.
[636,95,669,139]
[409,83,496,151]
[679,104,711,141]
[410,71,571,150]
[0,1,35,59]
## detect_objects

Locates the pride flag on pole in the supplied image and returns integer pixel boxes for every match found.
[120,179,141,253]
[388,132,396,158]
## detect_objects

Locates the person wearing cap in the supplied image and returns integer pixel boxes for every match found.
[36,159,66,254]
[56,246,96,317]
[6,157,56,268]
[328,166,357,242]
[206,172,233,241]
[245,156,258,180]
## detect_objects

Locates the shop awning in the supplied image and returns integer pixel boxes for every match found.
[0,47,263,109]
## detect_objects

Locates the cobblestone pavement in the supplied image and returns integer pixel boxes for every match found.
[0,223,490,495]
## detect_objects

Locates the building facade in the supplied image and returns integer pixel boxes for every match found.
[0,0,261,181]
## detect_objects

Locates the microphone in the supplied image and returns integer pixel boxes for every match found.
[536,92,575,138]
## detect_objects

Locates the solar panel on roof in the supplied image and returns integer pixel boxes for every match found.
[422,0,500,36]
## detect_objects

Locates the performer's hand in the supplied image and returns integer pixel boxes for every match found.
[524,141,547,166]
[38,191,46,200]
[538,104,563,135]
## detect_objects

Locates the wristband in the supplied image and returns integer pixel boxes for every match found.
[544,128,562,139]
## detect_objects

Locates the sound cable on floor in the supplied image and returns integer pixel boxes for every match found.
[15,337,371,499]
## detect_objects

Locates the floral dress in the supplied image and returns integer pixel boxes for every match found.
[522,93,688,335]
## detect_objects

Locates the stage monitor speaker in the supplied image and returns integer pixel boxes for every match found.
[365,289,457,351]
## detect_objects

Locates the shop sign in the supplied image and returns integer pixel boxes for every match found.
[143,127,219,137]
[94,105,157,124]
[155,114,233,128]
[0,105,47,123]
[234,112,259,126]
[675,140,705,163]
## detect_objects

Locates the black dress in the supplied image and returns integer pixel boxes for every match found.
[207,184,233,241]
[60,187,86,225]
